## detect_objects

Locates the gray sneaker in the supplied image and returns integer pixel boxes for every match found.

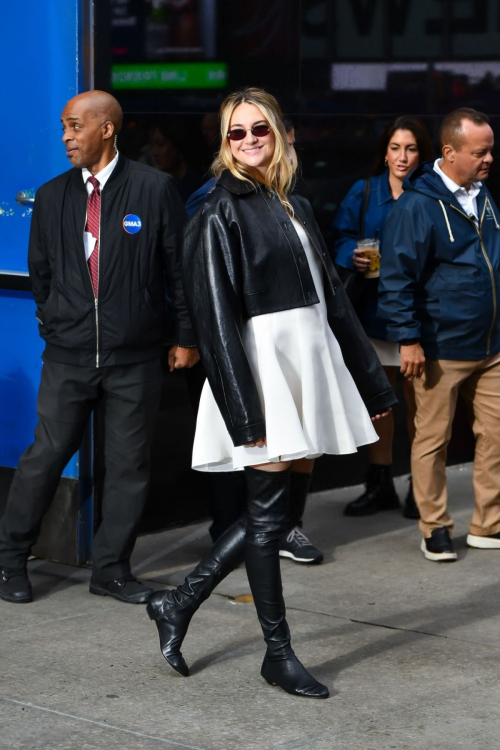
[279,528,324,564]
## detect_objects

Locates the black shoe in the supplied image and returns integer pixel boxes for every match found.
[402,477,420,520]
[0,567,33,603]
[420,528,457,562]
[147,520,246,676]
[343,464,400,517]
[279,527,324,564]
[262,654,329,699]
[89,574,153,604]
[245,467,328,699]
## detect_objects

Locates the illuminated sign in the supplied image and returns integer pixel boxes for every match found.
[112,62,227,90]
[331,61,500,91]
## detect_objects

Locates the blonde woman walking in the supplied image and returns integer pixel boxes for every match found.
[147,88,396,698]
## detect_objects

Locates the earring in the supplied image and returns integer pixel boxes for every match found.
[384,157,388,167]
[114,134,118,150]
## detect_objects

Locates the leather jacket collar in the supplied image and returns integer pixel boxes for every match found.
[216,169,261,195]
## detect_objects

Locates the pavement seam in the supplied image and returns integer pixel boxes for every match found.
[0,607,119,634]
[0,695,208,750]
[211,596,497,649]
[280,605,500,648]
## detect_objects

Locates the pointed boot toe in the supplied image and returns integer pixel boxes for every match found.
[147,597,193,676]
[163,651,190,677]
[261,655,329,699]
[296,681,329,699]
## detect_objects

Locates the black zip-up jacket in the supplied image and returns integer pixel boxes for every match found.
[182,170,396,446]
[29,155,195,368]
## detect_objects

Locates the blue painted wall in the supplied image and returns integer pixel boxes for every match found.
[0,1,81,478]
[0,291,78,477]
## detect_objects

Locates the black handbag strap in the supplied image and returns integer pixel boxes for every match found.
[359,177,372,240]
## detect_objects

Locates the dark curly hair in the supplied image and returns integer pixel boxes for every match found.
[373,116,434,176]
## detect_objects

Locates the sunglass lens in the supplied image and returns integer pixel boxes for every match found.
[252,125,270,137]
[228,129,246,141]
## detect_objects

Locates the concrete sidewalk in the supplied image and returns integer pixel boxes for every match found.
[1,464,499,750]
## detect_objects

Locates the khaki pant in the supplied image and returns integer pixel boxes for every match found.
[412,353,500,538]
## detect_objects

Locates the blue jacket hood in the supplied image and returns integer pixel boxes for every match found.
[403,160,454,203]
[402,159,486,205]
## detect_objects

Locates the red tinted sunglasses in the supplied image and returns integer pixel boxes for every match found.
[227,124,271,141]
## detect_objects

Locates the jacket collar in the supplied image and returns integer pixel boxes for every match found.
[71,153,131,193]
[216,169,259,195]
[377,170,394,206]
[403,159,488,206]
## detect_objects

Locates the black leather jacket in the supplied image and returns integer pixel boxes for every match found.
[182,170,396,446]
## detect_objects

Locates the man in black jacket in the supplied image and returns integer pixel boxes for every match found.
[0,91,198,604]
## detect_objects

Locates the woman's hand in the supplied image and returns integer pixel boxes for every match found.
[244,437,267,448]
[371,409,391,422]
[400,343,425,381]
[353,247,371,273]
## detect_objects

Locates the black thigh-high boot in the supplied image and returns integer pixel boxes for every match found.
[147,519,246,676]
[244,467,329,699]
[208,471,247,542]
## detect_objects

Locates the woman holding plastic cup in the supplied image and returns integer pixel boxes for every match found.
[333,116,434,520]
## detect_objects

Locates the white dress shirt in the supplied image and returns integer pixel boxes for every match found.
[433,158,481,220]
[82,151,119,261]
[82,150,119,194]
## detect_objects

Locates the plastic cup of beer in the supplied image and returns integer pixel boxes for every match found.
[357,239,380,279]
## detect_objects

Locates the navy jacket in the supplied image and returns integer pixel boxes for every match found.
[185,177,217,219]
[378,161,500,360]
[332,171,395,340]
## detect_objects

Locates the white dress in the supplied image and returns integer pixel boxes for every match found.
[192,218,378,472]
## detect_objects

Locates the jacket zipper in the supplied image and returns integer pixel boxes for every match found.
[450,202,496,356]
[96,197,101,368]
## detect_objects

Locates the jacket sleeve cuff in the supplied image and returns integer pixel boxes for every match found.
[230,421,267,448]
[365,389,398,418]
[399,338,420,346]
[388,326,422,344]
[174,322,197,348]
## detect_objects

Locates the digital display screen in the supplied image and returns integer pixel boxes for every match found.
[110,0,217,63]
[112,61,227,89]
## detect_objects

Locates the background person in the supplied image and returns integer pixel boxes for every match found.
[333,116,434,519]
[379,107,500,562]
[147,87,396,699]
[150,119,203,202]
[0,91,199,605]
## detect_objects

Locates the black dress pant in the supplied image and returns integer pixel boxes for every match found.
[0,357,163,580]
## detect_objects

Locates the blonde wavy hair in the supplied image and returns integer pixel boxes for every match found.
[211,87,298,214]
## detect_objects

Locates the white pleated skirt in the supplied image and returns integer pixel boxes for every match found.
[192,218,378,472]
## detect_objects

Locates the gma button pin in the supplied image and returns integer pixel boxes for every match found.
[123,214,142,234]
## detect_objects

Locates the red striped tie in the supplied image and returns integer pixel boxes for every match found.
[86,175,101,296]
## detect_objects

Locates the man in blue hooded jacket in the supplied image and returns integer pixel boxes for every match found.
[379,107,500,562]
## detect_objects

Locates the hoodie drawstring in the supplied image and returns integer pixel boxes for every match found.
[439,200,455,243]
